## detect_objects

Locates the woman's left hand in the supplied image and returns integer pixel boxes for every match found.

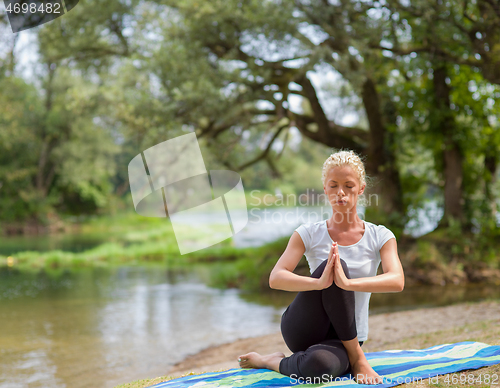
[332,243,352,290]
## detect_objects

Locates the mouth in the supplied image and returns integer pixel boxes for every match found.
[336,200,347,205]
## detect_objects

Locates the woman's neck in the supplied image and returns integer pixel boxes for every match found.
[327,210,364,232]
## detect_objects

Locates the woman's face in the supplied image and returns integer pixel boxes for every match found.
[323,165,365,211]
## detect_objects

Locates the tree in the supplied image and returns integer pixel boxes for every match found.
[115,0,408,228]
[379,0,500,231]
[0,20,121,229]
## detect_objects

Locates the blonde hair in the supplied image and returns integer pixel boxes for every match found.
[322,149,367,188]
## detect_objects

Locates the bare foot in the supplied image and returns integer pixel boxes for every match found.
[237,352,285,372]
[351,358,382,385]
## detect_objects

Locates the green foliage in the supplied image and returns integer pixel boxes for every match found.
[206,236,295,291]
[414,240,443,268]
[0,66,120,223]
[1,0,499,260]
[0,76,53,222]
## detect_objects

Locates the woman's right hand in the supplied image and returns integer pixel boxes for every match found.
[316,242,337,290]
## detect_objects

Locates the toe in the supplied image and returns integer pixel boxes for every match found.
[238,356,249,368]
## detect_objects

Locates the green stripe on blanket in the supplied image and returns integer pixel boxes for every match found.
[152,341,500,387]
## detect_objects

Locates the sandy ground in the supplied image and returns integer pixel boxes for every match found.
[167,300,500,378]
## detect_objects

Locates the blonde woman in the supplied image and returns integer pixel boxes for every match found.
[238,150,404,385]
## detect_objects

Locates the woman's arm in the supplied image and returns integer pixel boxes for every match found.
[269,232,336,291]
[333,238,404,293]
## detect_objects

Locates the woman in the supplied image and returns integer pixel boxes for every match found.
[238,150,405,385]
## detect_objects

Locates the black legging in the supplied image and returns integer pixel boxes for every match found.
[278,259,363,379]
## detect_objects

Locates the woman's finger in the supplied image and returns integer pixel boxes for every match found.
[329,242,335,256]
[326,253,335,269]
[326,244,333,262]
[333,252,339,270]
[328,243,336,264]
[324,245,335,275]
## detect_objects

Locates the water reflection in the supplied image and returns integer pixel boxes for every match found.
[0,267,284,388]
[2,267,499,388]
[238,284,500,316]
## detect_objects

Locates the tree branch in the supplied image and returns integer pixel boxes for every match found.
[237,124,288,171]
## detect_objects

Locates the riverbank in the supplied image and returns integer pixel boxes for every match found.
[117,299,500,388]
[0,211,236,272]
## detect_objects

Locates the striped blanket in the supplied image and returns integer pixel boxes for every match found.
[152,341,500,387]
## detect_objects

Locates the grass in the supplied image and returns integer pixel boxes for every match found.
[2,203,500,288]
[2,211,500,290]
[0,210,245,272]
[114,314,500,388]
[0,206,298,289]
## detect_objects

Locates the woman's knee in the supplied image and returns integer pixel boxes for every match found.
[298,348,348,379]
[312,258,351,280]
[311,259,328,279]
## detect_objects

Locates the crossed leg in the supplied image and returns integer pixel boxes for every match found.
[238,259,381,384]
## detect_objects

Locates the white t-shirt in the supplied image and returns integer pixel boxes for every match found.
[294,219,396,342]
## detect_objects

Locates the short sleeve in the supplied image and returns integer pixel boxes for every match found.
[378,225,396,251]
[295,224,311,255]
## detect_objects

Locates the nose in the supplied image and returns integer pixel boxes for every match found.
[328,187,344,201]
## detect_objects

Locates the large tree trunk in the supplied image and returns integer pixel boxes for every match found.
[483,147,498,224]
[36,64,57,199]
[361,77,405,226]
[293,73,405,227]
[432,65,465,229]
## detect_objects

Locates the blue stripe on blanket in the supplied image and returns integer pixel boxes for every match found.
[151,341,500,387]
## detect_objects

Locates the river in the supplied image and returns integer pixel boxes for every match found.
[0,266,283,388]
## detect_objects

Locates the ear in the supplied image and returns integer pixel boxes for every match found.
[359,184,366,195]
